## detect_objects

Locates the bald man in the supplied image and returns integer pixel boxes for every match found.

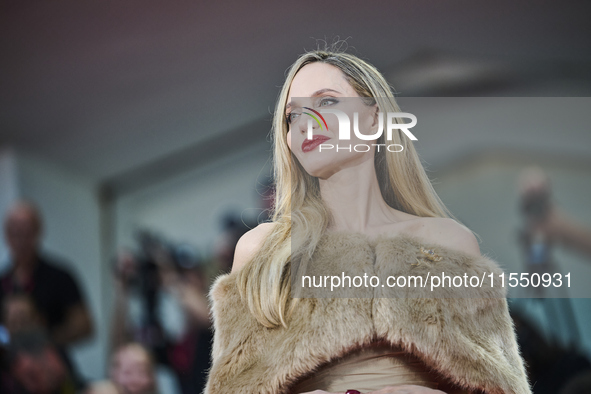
[0,201,94,347]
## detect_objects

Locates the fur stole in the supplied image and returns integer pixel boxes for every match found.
[203,231,532,394]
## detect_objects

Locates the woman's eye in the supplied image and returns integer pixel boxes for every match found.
[319,98,338,107]
[286,112,301,124]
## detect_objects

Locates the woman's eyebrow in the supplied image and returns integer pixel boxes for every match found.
[311,88,341,97]
[286,88,341,110]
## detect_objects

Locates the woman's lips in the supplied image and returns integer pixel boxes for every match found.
[301,135,331,153]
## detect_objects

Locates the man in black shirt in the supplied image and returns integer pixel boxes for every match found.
[0,201,93,356]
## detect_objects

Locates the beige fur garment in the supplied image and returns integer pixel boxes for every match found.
[203,231,532,394]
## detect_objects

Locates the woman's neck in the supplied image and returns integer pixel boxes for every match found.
[319,158,402,233]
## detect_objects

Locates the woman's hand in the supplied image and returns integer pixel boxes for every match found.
[367,386,447,394]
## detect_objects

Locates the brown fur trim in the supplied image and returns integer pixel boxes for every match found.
[204,232,532,394]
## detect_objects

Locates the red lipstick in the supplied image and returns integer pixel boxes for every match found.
[301,135,330,153]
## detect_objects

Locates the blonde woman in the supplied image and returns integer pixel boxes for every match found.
[204,48,532,394]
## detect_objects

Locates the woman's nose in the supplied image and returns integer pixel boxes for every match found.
[299,116,318,135]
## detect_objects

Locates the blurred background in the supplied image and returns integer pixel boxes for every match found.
[1,1,591,393]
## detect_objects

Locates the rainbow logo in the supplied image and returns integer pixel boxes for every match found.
[303,107,328,130]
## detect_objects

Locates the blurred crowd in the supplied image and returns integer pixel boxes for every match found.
[1,167,591,394]
[0,200,257,394]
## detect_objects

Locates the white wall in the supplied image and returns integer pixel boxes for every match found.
[114,142,271,255]
[0,148,20,267]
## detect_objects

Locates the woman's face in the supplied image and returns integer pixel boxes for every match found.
[286,62,379,179]
[111,347,155,394]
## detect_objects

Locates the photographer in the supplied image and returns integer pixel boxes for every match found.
[518,166,591,261]
[110,233,212,394]
[0,202,94,348]
[0,201,93,391]
[515,166,591,393]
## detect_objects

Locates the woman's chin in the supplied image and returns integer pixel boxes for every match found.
[304,165,343,180]
[303,167,329,179]
[297,154,332,176]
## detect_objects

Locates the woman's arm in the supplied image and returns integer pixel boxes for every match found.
[231,222,277,273]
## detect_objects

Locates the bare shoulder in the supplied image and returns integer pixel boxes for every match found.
[231,222,277,274]
[416,217,481,258]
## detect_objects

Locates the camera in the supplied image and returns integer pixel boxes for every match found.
[520,188,551,222]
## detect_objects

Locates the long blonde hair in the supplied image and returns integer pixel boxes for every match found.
[237,48,461,328]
